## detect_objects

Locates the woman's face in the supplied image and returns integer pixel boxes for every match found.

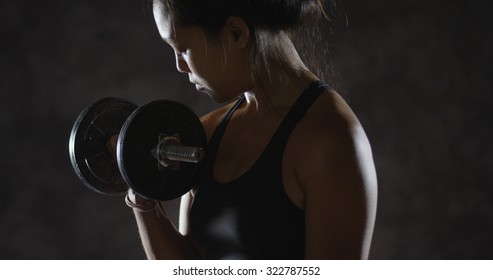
[153,3,252,103]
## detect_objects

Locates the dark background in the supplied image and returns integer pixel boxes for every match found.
[1,0,491,259]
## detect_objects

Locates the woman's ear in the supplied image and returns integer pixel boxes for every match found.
[223,16,251,48]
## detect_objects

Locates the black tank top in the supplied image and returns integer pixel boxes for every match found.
[189,81,330,259]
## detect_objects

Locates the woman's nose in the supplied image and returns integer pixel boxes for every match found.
[175,53,191,74]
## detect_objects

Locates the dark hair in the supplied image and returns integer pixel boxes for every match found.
[155,0,327,35]
[153,0,336,86]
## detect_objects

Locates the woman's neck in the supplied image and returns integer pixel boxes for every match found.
[244,32,319,117]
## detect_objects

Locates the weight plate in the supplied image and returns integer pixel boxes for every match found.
[69,98,137,195]
[117,100,206,201]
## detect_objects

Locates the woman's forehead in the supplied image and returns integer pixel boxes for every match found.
[153,2,176,43]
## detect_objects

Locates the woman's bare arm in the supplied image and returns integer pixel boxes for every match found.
[128,190,200,259]
[299,118,378,259]
[130,104,233,259]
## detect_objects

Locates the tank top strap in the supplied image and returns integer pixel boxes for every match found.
[205,81,330,168]
[267,80,331,153]
[206,95,246,161]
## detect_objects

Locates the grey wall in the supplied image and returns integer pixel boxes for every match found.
[1,0,491,259]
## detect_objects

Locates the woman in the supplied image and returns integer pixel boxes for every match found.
[125,0,378,259]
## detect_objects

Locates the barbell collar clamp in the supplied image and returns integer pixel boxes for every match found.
[151,133,205,171]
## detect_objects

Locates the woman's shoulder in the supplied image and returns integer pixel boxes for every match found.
[305,88,360,133]
[295,87,371,161]
[293,87,377,204]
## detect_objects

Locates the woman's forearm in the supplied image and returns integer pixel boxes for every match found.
[132,207,200,259]
[126,190,200,259]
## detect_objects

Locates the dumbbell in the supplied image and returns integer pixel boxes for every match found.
[69,98,207,201]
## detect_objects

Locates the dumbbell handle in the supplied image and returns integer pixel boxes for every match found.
[108,133,204,168]
[161,144,204,163]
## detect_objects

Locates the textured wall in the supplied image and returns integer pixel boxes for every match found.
[1,0,491,259]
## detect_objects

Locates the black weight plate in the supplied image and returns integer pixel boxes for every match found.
[117,100,206,201]
[69,98,137,195]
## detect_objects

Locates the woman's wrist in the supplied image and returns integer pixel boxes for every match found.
[125,193,157,212]
[125,189,167,217]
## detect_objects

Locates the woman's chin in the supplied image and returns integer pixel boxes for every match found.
[195,85,240,104]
